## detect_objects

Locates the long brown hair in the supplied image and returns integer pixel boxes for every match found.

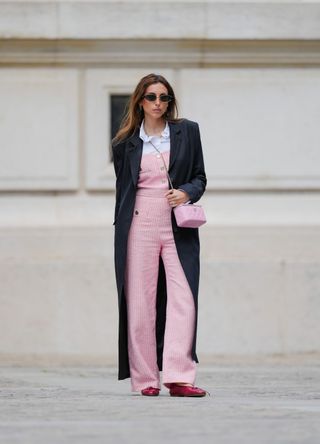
[112,73,179,145]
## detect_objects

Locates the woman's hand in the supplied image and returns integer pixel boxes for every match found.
[164,189,190,207]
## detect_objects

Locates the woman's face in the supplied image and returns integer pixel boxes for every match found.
[140,82,169,121]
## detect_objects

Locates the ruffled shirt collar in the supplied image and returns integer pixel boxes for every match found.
[139,119,170,142]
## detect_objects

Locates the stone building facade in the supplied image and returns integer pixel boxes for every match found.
[0,1,320,365]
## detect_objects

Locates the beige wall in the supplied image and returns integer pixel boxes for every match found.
[0,1,320,365]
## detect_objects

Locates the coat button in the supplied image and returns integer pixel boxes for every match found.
[135,210,139,215]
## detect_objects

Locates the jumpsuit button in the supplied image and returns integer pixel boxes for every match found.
[135,210,139,215]
[156,154,161,158]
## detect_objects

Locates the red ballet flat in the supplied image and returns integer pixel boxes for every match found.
[169,384,208,397]
[141,387,160,396]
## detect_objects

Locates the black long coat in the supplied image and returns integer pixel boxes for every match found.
[112,118,207,380]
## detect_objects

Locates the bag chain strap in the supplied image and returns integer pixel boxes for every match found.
[148,139,192,205]
[148,140,174,190]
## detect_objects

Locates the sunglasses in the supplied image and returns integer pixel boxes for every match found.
[143,93,173,103]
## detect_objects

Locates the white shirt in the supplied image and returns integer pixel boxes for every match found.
[139,120,170,155]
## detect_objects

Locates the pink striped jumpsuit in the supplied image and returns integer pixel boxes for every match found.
[124,121,197,392]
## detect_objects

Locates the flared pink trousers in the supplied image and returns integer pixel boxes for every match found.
[125,188,196,392]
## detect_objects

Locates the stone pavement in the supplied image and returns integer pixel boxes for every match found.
[0,357,320,444]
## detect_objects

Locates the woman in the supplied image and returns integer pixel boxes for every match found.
[112,73,207,397]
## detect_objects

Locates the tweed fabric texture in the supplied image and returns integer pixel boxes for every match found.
[125,151,196,392]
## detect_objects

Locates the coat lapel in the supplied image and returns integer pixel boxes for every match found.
[168,121,182,172]
[127,130,143,187]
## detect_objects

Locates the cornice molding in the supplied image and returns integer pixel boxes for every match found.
[1,39,320,66]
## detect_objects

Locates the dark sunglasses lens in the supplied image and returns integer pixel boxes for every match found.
[144,94,157,101]
[160,95,172,102]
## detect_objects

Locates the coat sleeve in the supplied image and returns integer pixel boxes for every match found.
[112,142,124,224]
[178,122,207,203]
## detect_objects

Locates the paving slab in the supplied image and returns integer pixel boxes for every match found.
[0,359,320,444]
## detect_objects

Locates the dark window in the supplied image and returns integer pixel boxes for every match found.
[109,94,130,162]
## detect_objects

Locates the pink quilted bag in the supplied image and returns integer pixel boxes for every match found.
[174,202,206,228]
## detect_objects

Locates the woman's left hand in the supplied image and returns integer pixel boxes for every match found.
[164,189,190,207]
